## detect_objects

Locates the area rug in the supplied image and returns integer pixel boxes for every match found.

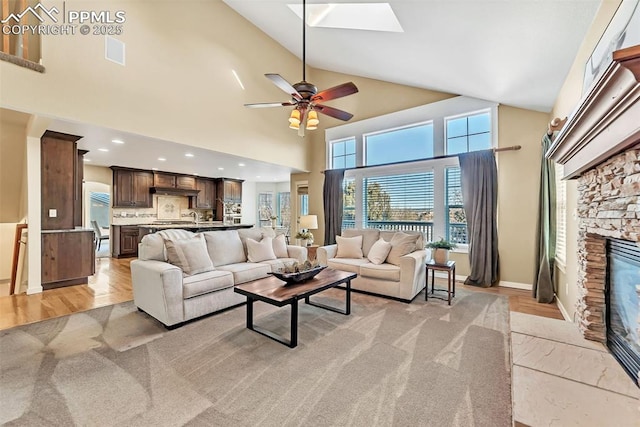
[0,288,512,426]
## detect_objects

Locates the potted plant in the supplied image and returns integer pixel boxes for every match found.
[270,215,278,228]
[426,238,457,264]
[295,230,313,247]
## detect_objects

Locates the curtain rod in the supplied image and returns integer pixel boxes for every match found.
[321,145,522,174]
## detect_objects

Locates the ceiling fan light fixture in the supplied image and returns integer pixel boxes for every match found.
[289,109,301,125]
[289,120,300,130]
[307,110,319,127]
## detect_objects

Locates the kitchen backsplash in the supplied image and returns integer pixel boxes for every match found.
[111,195,213,226]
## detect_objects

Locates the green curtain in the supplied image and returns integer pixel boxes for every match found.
[533,134,556,303]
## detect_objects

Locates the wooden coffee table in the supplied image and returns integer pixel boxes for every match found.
[234,268,356,348]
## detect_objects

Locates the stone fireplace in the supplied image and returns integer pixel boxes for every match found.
[548,45,640,385]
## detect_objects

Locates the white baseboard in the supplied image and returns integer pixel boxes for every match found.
[498,281,532,290]
[556,297,572,322]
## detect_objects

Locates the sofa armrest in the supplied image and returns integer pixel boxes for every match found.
[398,249,427,301]
[317,244,337,266]
[130,259,184,327]
[286,245,308,263]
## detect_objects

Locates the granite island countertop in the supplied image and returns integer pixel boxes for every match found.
[137,222,254,231]
[41,228,94,234]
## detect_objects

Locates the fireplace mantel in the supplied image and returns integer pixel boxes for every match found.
[547,45,640,179]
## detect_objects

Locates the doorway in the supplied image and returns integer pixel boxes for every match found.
[84,182,111,258]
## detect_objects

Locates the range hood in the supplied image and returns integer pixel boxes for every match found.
[150,187,200,197]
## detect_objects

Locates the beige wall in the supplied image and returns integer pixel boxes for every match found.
[550,0,622,320]
[0,111,28,282]
[0,0,310,171]
[84,165,112,186]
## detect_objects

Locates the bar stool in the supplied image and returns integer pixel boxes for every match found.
[425,260,456,305]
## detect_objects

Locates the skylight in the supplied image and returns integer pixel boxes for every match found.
[288,3,403,33]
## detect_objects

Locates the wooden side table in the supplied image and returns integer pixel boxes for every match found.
[306,245,319,261]
[425,260,456,305]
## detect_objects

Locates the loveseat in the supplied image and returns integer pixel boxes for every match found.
[130,227,307,328]
[317,229,427,302]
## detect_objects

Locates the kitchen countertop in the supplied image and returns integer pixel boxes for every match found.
[41,228,94,234]
[137,222,254,230]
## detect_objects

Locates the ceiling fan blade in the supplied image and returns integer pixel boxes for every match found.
[265,74,303,101]
[244,102,296,108]
[314,104,354,121]
[311,82,358,103]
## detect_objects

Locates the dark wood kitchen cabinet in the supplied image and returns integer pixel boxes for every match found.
[41,230,95,289]
[190,178,216,209]
[112,225,141,258]
[176,175,196,190]
[216,178,243,203]
[112,167,153,208]
[153,172,176,188]
[41,131,85,230]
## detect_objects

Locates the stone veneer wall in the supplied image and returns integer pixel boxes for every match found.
[576,143,640,343]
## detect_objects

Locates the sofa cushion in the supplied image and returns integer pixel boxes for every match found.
[343,228,380,257]
[327,258,369,274]
[272,234,288,258]
[237,227,274,255]
[258,258,298,273]
[247,237,277,262]
[336,235,364,259]
[164,234,214,276]
[367,238,392,265]
[217,263,270,284]
[360,262,401,282]
[158,229,196,241]
[386,232,420,266]
[138,233,166,261]
[204,230,246,267]
[182,270,234,299]
[380,230,424,251]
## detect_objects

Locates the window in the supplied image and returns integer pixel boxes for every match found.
[342,177,356,230]
[277,192,291,230]
[445,167,468,244]
[365,123,433,166]
[258,192,274,227]
[331,138,356,169]
[327,97,497,246]
[363,172,434,240]
[446,111,491,155]
[555,162,566,266]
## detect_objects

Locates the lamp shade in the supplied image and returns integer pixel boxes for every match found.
[289,109,301,125]
[299,214,318,230]
[306,110,319,128]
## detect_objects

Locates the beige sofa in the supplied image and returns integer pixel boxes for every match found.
[130,227,307,328]
[317,229,427,302]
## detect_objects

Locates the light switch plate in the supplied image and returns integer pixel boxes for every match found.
[48,209,57,218]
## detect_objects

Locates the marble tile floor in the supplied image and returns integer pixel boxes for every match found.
[511,312,640,426]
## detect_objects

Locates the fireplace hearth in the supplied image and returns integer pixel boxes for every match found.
[606,238,640,385]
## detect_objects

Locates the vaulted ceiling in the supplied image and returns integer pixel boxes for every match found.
[223,0,602,112]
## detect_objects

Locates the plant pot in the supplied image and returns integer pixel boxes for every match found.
[271,219,277,228]
[299,239,308,247]
[433,248,450,264]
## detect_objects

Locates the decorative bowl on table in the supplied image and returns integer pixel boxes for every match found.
[269,265,326,286]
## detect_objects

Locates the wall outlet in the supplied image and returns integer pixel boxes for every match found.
[121,212,127,217]
[48,209,57,218]
[135,212,139,217]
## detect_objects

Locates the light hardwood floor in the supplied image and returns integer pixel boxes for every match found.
[0,257,563,330]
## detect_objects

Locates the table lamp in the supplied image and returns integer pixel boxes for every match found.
[299,215,318,246]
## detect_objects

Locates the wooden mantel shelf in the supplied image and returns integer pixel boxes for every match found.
[547,45,640,179]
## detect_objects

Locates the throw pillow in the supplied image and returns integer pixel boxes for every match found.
[367,237,392,265]
[272,234,288,258]
[335,235,364,259]
[247,237,277,262]
[203,230,246,266]
[164,234,214,276]
[386,232,420,266]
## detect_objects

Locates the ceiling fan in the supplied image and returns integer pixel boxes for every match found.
[244,0,359,137]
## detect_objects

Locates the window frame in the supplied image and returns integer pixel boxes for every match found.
[326,96,498,249]
[362,120,434,167]
[329,137,357,170]
[444,108,495,155]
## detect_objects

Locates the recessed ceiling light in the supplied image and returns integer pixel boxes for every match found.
[111,139,125,144]
[256,175,261,178]
[152,167,159,170]
[193,173,199,176]
[83,158,91,162]
[185,153,194,158]
[98,148,109,152]
[158,157,166,161]
[238,163,245,167]
[218,167,224,171]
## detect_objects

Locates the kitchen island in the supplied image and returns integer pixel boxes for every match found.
[138,222,254,233]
